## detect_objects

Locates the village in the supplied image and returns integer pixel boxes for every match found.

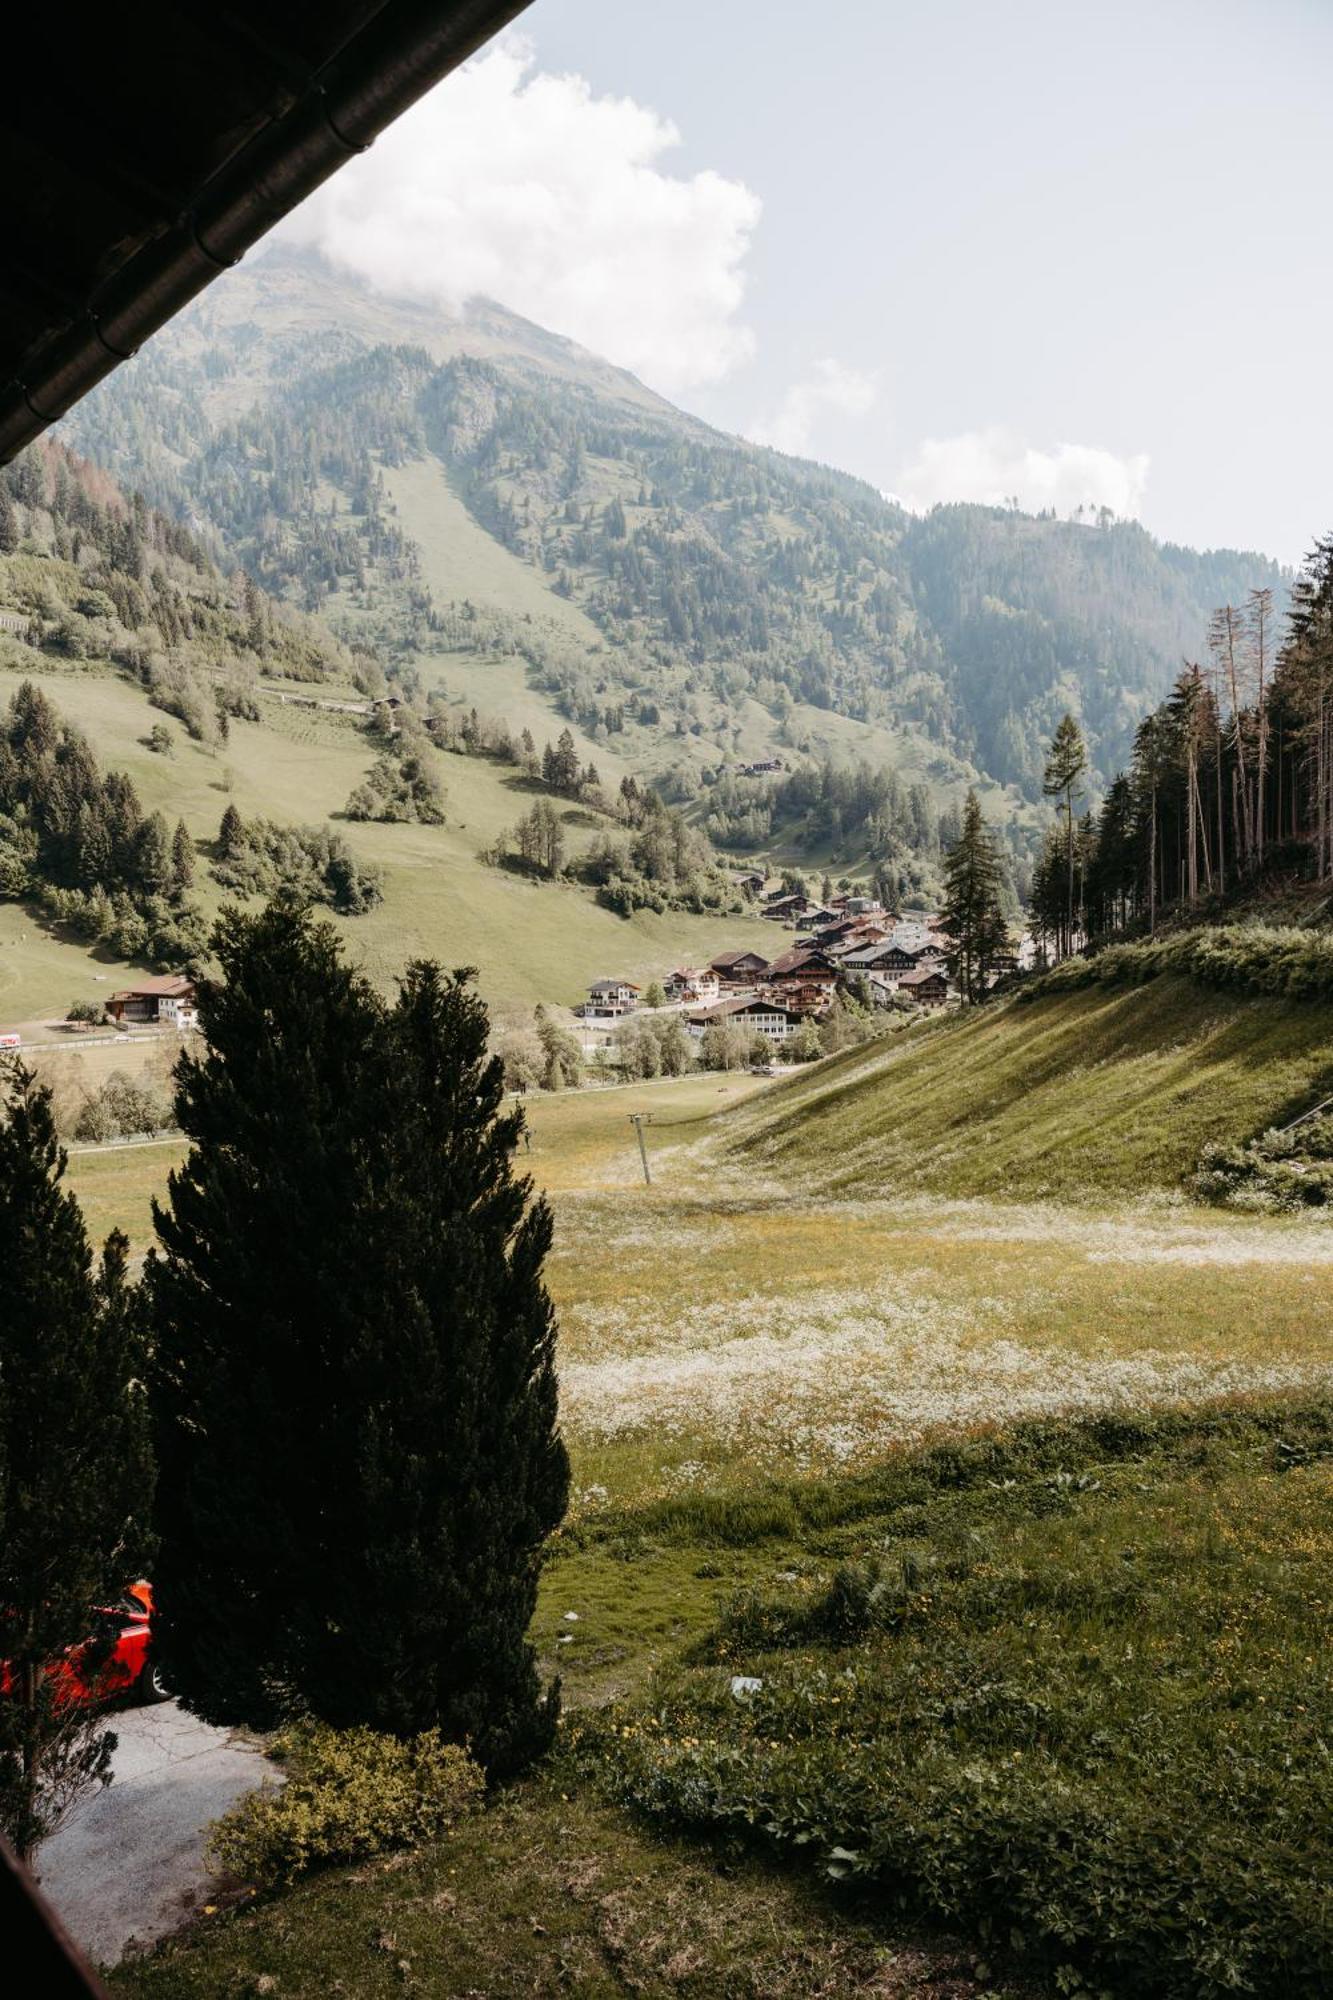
[574,876,1026,1053]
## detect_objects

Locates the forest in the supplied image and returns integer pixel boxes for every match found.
[1030,540,1333,952]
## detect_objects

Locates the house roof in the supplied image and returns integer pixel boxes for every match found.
[110,974,195,1000]
[687,995,802,1026]
[899,966,947,989]
[840,941,916,968]
[710,949,770,971]
[0,1,530,463]
[766,946,836,977]
[589,978,639,994]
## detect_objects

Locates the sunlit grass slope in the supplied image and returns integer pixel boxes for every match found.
[0,660,778,1025]
[727,977,1333,1201]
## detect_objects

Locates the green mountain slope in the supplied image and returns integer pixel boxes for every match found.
[0,443,778,1027]
[724,975,1333,1201]
[65,247,1285,835]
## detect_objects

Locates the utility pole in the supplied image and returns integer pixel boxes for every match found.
[628,1112,652,1186]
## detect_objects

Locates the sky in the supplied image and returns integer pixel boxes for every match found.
[282,0,1333,566]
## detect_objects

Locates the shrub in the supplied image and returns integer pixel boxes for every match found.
[73,1070,173,1141]
[209,1723,484,1887]
[1192,1114,1333,1212]
[1021,924,1333,1007]
[64,1000,103,1025]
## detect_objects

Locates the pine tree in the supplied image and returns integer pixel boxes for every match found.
[0,489,18,554]
[217,801,244,858]
[146,906,567,1774]
[133,811,173,897]
[1043,713,1087,955]
[0,1062,152,1861]
[171,819,195,894]
[534,1004,581,1090]
[941,790,1008,1003]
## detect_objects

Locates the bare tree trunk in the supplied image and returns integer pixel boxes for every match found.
[1251,588,1272,863]
[1215,712,1226,895]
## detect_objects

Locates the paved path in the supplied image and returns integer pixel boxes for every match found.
[38,1702,273,1969]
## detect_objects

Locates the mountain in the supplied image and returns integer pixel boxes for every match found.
[48,243,1289,928]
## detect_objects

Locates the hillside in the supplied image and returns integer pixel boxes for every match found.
[63,247,1285,872]
[723,972,1333,1201]
[0,444,779,1029]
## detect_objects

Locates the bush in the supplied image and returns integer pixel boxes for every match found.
[65,1000,103,1025]
[73,1070,173,1141]
[1021,924,1333,1007]
[213,811,384,915]
[209,1723,484,1888]
[1192,1114,1333,1212]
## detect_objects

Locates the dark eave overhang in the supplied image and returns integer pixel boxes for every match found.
[0,0,531,464]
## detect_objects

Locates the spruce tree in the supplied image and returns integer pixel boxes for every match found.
[147,904,568,1775]
[217,801,244,858]
[1043,713,1087,955]
[942,790,1008,1003]
[170,819,195,894]
[0,1062,152,1861]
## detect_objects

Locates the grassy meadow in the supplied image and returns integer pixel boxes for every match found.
[0,658,779,1030]
[98,978,1333,1996]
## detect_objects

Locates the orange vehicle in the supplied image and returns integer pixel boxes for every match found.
[1,1582,168,1708]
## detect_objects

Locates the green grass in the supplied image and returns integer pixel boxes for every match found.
[70,984,1333,1996]
[726,977,1333,1201]
[383,452,1033,831]
[0,659,780,1024]
[111,1776,998,1999]
[569,1402,1333,1999]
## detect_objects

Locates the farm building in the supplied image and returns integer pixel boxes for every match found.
[106,974,198,1028]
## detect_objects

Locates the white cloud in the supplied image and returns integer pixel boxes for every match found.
[895,427,1150,520]
[280,39,760,392]
[748,358,881,457]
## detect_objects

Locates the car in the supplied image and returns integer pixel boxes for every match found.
[2,1581,168,1709]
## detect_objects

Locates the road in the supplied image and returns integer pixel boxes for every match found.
[38,1702,273,1969]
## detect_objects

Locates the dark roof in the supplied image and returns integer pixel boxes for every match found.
[1,1,529,462]
[766,946,836,977]
[710,949,770,971]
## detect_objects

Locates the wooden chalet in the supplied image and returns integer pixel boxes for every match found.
[765,944,838,984]
[899,965,949,1008]
[665,966,721,1004]
[709,949,771,985]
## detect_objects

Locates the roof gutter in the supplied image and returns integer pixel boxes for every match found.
[0,0,531,464]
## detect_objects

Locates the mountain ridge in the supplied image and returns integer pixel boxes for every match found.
[62,245,1287,855]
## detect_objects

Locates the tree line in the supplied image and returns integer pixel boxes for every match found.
[1030,542,1333,955]
[0,681,204,964]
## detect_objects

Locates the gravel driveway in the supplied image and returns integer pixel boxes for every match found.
[37,1702,273,1968]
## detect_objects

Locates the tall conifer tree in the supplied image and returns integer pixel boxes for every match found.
[942,790,1008,1003]
[0,1062,151,1861]
[147,904,567,1775]
[1043,713,1088,955]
